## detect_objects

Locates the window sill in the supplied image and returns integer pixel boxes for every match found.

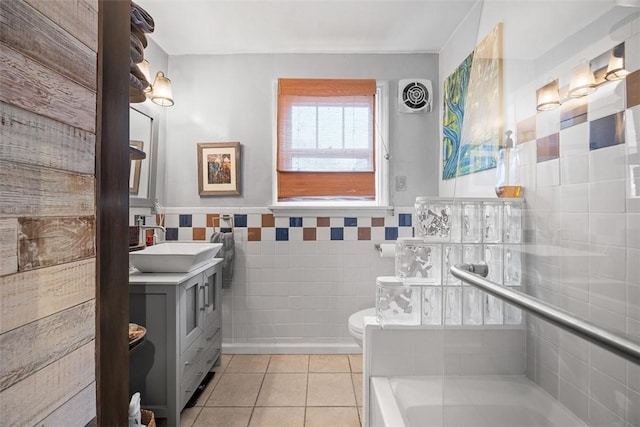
[268,203,394,218]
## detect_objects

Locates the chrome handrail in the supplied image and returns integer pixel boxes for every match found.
[451,264,640,364]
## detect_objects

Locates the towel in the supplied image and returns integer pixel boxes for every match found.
[129,74,146,103]
[129,72,146,91]
[130,33,144,64]
[131,24,148,49]
[131,1,155,33]
[211,231,234,287]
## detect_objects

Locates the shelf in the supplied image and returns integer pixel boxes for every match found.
[129,145,146,160]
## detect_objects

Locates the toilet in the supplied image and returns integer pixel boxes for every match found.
[348,307,376,348]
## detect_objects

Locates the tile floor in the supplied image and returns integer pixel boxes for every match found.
[158,353,364,427]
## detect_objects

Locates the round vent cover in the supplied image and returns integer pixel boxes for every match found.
[402,81,429,109]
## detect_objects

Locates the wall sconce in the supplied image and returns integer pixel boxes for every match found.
[137,59,153,94]
[605,44,629,81]
[536,80,561,111]
[150,71,174,107]
[536,43,628,111]
[133,62,175,107]
[568,61,597,98]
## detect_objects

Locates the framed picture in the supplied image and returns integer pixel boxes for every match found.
[129,140,143,194]
[197,142,241,196]
[442,23,503,180]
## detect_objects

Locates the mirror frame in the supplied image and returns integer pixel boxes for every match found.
[129,103,159,208]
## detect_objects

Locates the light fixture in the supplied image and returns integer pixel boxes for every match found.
[137,59,153,94]
[535,43,629,111]
[568,61,597,98]
[605,44,629,81]
[151,71,174,107]
[536,80,560,111]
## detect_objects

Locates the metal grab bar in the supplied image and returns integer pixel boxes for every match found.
[451,264,640,365]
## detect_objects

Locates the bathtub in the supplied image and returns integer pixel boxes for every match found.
[369,375,586,427]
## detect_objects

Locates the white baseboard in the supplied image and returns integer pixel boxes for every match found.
[222,342,362,354]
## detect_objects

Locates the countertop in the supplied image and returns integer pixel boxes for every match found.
[129,258,222,285]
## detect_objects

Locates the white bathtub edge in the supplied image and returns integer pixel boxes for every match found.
[370,377,406,427]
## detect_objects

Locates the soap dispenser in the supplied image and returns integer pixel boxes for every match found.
[495,130,523,198]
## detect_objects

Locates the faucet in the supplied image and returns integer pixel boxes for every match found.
[137,217,166,246]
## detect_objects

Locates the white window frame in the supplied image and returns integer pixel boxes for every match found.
[270,80,390,217]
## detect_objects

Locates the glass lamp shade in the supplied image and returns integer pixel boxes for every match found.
[536,80,561,111]
[568,62,596,98]
[137,60,152,94]
[605,53,629,81]
[151,71,174,106]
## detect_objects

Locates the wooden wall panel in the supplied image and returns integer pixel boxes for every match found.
[36,383,97,427]
[0,300,95,391]
[0,43,96,133]
[0,0,97,90]
[0,102,95,175]
[1,0,100,424]
[0,341,95,427]
[0,160,95,218]
[18,217,95,271]
[0,258,95,334]
[24,0,98,52]
[0,219,18,276]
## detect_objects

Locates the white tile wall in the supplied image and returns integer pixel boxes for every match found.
[588,80,626,122]
[560,122,589,157]
[517,27,640,427]
[560,152,589,185]
[589,144,627,182]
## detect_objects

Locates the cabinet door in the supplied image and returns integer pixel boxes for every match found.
[180,273,205,352]
[202,264,221,327]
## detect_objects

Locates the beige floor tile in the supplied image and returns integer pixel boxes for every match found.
[309,354,351,372]
[348,354,363,373]
[193,372,224,406]
[219,354,232,371]
[206,374,264,406]
[267,354,309,373]
[307,373,356,406]
[352,374,363,407]
[225,354,271,373]
[193,407,252,427]
[180,406,202,427]
[358,407,363,425]
[255,373,307,406]
[305,407,360,427]
[248,407,305,427]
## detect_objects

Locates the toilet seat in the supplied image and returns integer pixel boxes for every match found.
[348,307,376,337]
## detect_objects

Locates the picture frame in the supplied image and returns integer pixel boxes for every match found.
[129,140,143,195]
[197,142,241,196]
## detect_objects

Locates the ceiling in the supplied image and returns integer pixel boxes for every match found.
[136,0,478,55]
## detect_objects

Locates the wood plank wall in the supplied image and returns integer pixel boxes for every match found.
[0,0,99,425]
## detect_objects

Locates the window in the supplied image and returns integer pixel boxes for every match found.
[276,78,387,204]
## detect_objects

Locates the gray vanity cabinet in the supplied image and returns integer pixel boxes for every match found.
[129,259,222,427]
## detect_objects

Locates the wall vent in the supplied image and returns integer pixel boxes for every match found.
[398,79,432,113]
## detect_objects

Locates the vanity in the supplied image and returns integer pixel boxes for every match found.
[129,257,222,426]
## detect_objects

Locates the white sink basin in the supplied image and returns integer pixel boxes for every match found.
[129,242,222,273]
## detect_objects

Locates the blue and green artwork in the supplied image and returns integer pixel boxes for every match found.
[442,52,473,180]
[442,23,503,180]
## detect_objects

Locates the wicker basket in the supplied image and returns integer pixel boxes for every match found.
[141,409,155,427]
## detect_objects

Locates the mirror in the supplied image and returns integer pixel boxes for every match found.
[130,104,158,208]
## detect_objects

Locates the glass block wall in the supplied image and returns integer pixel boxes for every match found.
[377,197,524,326]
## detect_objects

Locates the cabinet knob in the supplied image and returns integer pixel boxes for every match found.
[185,361,191,366]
